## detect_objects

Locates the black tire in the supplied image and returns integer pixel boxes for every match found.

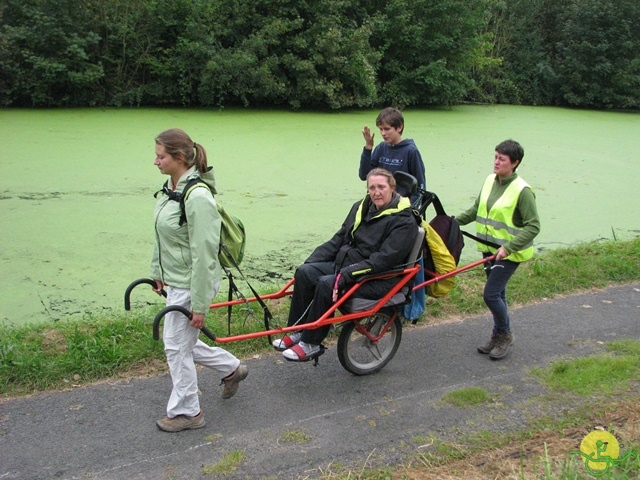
[337,311,402,375]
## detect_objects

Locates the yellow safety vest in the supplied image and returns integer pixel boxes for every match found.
[475,175,533,262]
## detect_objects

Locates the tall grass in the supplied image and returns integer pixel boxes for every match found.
[0,310,166,395]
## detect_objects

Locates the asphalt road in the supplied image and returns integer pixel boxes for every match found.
[2,282,639,480]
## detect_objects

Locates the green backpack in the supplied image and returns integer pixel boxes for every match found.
[158,178,246,269]
[214,201,246,269]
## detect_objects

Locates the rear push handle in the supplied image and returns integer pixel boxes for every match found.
[124,277,216,341]
[124,278,166,310]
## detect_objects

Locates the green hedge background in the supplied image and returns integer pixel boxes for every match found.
[1,0,639,110]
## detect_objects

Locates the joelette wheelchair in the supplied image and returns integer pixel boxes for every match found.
[125,174,492,375]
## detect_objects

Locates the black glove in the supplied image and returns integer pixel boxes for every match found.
[339,263,372,285]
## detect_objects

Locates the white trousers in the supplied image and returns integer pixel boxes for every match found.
[163,285,240,418]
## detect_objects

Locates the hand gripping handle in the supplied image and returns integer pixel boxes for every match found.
[152,305,216,342]
[124,278,166,310]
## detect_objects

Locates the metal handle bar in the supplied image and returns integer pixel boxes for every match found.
[125,277,216,341]
[413,254,496,291]
[152,305,217,342]
[124,278,166,310]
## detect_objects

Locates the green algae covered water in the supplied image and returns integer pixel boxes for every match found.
[1,106,638,325]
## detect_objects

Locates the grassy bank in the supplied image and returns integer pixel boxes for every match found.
[1,237,639,398]
[315,341,640,480]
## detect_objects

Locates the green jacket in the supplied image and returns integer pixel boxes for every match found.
[456,173,540,258]
[150,166,221,313]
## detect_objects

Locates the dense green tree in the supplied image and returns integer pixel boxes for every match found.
[198,0,379,109]
[467,0,567,105]
[136,0,221,106]
[373,0,491,106]
[1,0,638,109]
[87,0,161,106]
[469,0,640,109]
[504,0,563,106]
[555,0,640,109]
[0,0,104,106]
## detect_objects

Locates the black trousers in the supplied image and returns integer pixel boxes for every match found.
[288,261,394,345]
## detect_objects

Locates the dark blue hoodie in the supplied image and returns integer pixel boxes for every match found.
[359,139,426,200]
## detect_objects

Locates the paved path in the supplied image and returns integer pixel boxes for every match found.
[2,282,639,480]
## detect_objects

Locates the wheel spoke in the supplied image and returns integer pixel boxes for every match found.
[350,335,369,348]
[365,342,383,360]
[337,312,402,375]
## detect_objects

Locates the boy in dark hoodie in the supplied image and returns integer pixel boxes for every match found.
[360,107,427,322]
[359,107,426,202]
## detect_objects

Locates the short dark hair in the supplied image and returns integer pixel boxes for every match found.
[376,107,404,134]
[495,139,524,169]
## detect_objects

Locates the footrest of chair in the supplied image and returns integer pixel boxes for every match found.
[312,345,326,367]
[283,344,326,365]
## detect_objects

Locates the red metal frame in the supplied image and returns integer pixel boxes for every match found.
[207,254,493,344]
[412,256,492,291]
[210,265,420,343]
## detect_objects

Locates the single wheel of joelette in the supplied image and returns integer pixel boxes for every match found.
[337,311,402,375]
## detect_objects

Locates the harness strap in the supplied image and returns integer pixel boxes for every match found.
[155,178,208,226]
[461,230,500,249]
[220,245,274,345]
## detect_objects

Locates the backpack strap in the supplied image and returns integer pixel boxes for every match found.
[155,178,210,226]
[221,259,275,345]
[430,193,447,217]
[461,229,501,249]
[154,180,181,202]
[178,178,210,226]
[413,190,500,250]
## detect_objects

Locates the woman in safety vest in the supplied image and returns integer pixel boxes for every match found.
[455,139,540,360]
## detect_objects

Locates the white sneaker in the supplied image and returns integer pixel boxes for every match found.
[282,341,321,361]
[272,331,302,351]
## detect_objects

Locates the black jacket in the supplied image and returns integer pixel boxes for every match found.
[306,193,419,286]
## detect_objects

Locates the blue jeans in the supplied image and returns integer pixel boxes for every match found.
[482,254,519,335]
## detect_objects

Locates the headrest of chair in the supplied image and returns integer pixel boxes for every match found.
[394,172,418,196]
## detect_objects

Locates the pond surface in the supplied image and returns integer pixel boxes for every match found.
[1,106,638,325]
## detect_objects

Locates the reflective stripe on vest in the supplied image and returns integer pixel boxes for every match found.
[475,175,533,262]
